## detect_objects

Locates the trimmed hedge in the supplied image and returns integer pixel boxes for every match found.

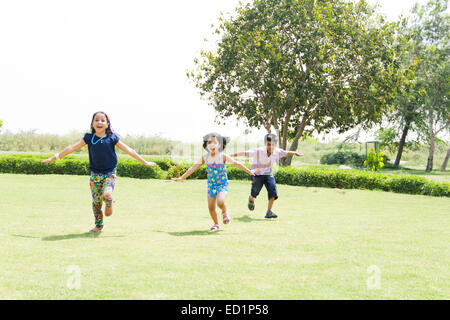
[117,159,165,179]
[0,154,165,180]
[148,158,177,171]
[274,167,449,197]
[1,154,448,197]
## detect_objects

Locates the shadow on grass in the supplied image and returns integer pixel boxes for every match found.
[11,234,40,239]
[41,233,101,241]
[155,230,221,237]
[40,233,125,241]
[234,214,267,223]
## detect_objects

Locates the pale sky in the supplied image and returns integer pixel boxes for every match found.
[0,0,433,143]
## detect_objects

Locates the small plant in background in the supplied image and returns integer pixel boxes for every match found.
[167,161,188,179]
[364,148,385,171]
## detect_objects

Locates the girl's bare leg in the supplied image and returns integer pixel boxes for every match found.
[217,192,230,224]
[207,196,219,224]
[216,193,227,214]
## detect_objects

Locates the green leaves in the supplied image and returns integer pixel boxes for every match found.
[393,0,449,166]
[364,147,385,171]
[190,0,408,161]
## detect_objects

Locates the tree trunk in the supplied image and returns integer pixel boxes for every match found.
[425,111,435,172]
[425,134,435,172]
[280,118,307,166]
[440,148,450,172]
[394,118,411,168]
[281,134,301,166]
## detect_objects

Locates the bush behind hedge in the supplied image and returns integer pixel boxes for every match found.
[320,151,366,167]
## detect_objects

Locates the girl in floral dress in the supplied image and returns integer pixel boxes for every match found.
[172,133,258,232]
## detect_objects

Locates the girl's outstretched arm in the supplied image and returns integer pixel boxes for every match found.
[116,141,156,167]
[41,139,86,163]
[172,156,205,181]
[223,154,257,176]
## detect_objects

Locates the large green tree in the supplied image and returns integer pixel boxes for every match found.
[190,0,409,165]
[388,23,424,169]
[409,0,449,172]
[422,48,449,171]
[380,0,449,170]
[388,41,424,168]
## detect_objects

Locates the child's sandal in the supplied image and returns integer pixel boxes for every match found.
[89,226,103,233]
[248,196,255,211]
[222,212,230,224]
[210,224,220,232]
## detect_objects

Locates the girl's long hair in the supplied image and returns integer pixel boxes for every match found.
[90,111,114,136]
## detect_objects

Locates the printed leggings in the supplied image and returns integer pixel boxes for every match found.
[89,171,116,228]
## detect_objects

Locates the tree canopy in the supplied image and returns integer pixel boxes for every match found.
[190,0,410,164]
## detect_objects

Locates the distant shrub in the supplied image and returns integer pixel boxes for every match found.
[320,151,366,167]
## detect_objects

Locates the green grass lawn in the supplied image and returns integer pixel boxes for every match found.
[0,174,449,299]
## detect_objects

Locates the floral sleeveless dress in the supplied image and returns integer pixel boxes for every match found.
[206,152,229,197]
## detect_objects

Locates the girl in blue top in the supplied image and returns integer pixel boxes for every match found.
[42,111,156,233]
[172,133,258,232]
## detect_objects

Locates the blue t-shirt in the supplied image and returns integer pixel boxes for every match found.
[83,132,120,174]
